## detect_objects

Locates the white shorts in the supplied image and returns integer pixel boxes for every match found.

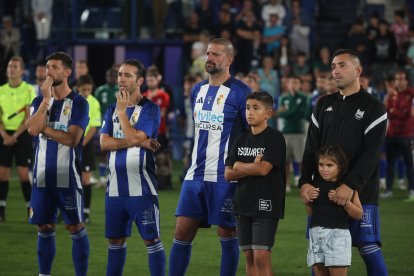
[307,226,352,267]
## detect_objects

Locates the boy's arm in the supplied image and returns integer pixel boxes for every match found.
[83,127,97,146]
[344,191,363,220]
[233,160,273,176]
[224,166,249,181]
[305,204,312,215]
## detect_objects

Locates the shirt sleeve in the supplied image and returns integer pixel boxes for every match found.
[135,103,161,138]
[225,134,242,167]
[100,105,114,135]
[69,96,89,131]
[262,131,286,170]
[30,96,42,116]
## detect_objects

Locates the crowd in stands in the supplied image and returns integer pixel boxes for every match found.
[1,0,414,198]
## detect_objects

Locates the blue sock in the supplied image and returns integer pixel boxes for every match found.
[379,159,386,178]
[106,242,127,276]
[99,163,107,177]
[169,239,192,276]
[147,240,166,276]
[359,244,388,276]
[37,231,56,275]
[397,158,405,180]
[71,228,89,276]
[293,161,300,177]
[220,237,239,276]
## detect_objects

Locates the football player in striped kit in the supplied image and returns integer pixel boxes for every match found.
[169,38,252,276]
[26,52,90,276]
[100,59,165,276]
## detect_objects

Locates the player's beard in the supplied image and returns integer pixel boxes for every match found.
[52,79,63,86]
[205,62,221,75]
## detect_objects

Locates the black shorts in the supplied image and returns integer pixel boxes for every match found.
[236,215,279,251]
[0,130,32,167]
[82,141,96,172]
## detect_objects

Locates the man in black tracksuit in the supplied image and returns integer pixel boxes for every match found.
[299,49,388,276]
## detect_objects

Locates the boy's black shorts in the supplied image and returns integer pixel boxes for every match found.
[0,130,32,167]
[236,215,279,251]
[82,141,96,172]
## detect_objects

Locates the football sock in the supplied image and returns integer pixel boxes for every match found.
[99,162,107,177]
[397,158,405,180]
[220,237,239,276]
[0,181,9,212]
[20,181,31,206]
[147,240,166,276]
[71,227,89,276]
[83,185,91,209]
[37,231,56,275]
[359,244,388,276]
[106,242,126,276]
[169,239,192,276]
[379,159,386,178]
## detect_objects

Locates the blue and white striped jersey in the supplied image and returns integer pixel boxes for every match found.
[30,91,89,189]
[100,97,161,197]
[185,77,252,182]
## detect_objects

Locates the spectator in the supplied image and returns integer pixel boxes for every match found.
[262,0,286,27]
[390,9,409,62]
[32,61,47,96]
[31,0,53,59]
[291,51,312,82]
[312,46,331,79]
[367,13,380,41]
[196,0,214,33]
[257,55,280,100]
[0,15,21,84]
[346,19,370,58]
[69,60,89,89]
[289,17,311,57]
[213,5,235,41]
[262,13,286,57]
[189,41,208,78]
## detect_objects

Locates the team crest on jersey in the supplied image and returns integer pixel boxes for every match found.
[355,109,365,120]
[131,111,139,124]
[63,104,71,116]
[216,94,224,105]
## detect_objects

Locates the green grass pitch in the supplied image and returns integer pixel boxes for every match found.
[1,168,414,275]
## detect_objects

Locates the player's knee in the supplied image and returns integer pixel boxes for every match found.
[253,250,270,268]
[65,223,85,234]
[38,224,55,232]
[217,225,236,238]
[243,250,254,265]
[143,238,160,246]
[108,237,127,245]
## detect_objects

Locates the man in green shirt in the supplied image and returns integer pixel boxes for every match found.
[0,56,36,221]
[277,75,309,192]
[94,67,118,186]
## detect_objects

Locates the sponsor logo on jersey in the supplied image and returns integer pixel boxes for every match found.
[196,97,204,104]
[238,147,265,157]
[194,110,224,132]
[355,109,365,120]
[259,199,272,211]
[325,106,333,112]
[113,130,125,138]
[49,121,68,132]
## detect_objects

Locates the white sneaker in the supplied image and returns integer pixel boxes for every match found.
[398,179,407,190]
[403,190,414,203]
[90,176,98,184]
[294,176,300,187]
[286,185,291,193]
[379,178,386,190]
[380,191,393,199]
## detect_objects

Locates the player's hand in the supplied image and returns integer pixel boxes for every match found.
[116,88,128,114]
[300,183,315,204]
[2,133,16,146]
[254,154,263,164]
[40,76,53,101]
[140,138,161,152]
[308,187,320,200]
[233,161,240,170]
[331,184,353,206]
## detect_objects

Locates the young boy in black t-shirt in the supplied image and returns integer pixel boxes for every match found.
[225,91,286,275]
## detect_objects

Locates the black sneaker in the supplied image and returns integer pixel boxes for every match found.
[0,207,5,222]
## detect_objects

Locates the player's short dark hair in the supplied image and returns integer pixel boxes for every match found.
[77,74,94,87]
[123,59,146,79]
[246,91,274,110]
[332,49,361,66]
[46,52,73,69]
[318,145,348,180]
[209,38,234,57]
